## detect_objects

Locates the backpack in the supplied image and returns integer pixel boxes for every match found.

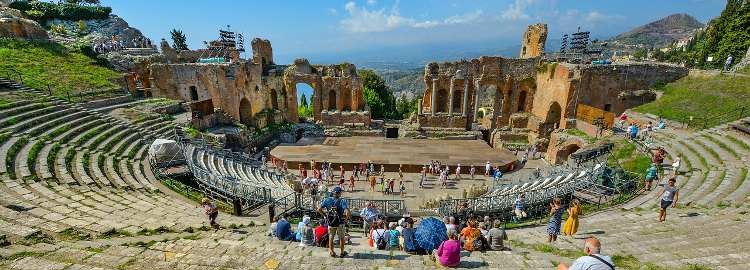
[470,230,485,251]
[326,199,342,226]
[375,230,387,250]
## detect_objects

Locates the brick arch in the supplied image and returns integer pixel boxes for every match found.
[239,98,253,126]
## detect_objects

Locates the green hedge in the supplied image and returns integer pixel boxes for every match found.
[10,1,111,22]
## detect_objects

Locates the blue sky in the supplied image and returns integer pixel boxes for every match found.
[102,0,725,64]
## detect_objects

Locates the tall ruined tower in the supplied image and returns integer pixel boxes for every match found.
[520,23,548,58]
[251,38,274,65]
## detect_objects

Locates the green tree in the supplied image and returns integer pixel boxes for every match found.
[297,93,312,118]
[170,29,188,51]
[76,20,88,34]
[632,49,647,60]
[82,0,100,5]
[359,69,399,119]
[65,0,82,5]
[395,94,418,119]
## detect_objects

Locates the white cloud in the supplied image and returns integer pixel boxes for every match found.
[501,0,534,21]
[367,0,377,5]
[328,8,338,15]
[584,11,624,23]
[340,1,484,32]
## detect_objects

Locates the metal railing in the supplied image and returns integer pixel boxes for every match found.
[676,105,749,129]
[174,127,408,217]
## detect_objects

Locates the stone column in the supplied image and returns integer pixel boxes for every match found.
[448,78,455,116]
[462,78,469,116]
[417,98,423,115]
[431,78,438,116]
[473,78,481,121]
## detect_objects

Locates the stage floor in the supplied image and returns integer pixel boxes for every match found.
[270,137,516,172]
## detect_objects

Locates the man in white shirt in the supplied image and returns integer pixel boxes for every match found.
[558,237,614,270]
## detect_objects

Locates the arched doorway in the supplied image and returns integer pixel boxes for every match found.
[557,143,581,164]
[328,90,337,111]
[545,102,562,126]
[517,91,527,112]
[239,98,253,126]
[270,89,279,109]
[296,83,314,119]
[341,88,352,111]
[189,86,198,101]
[436,89,448,112]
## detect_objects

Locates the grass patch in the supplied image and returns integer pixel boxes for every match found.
[58,228,92,241]
[75,126,107,147]
[725,135,750,151]
[90,128,120,149]
[507,240,586,259]
[102,132,128,153]
[17,231,54,245]
[84,245,109,253]
[0,38,119,97]
[634,72,750,128]
[6,136,29,179]
[607,139,651,173]
[692,139,721,164]
[47,143,61,177]
[562,128,597,143]
[127,142,143,159]
[82,151,90,176]
[682,143,709,169]
[612,254,712,270]
[701,134,739,158]
[43,123,72,141]
[99,228,133,238]
[26,140,44,172]
[64,148,76,173]
[160,177,233,213]
[0,251,46,262]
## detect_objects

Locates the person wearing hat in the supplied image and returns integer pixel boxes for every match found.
[201,198,219,228]
[317,186,351,257]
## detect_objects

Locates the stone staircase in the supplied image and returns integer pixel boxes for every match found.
[510,118,750,270]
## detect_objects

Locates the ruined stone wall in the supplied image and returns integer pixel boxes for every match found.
[574,63,688,115]
[320,111,371,126]
[416,115,468,129]
[531,62,687,133]
[252,38,273,65]
[419,56,538,130]
[283,59,368,125]
[149,61,290,128]
[520,23,548,59]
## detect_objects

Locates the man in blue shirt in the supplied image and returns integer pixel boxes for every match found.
[317,187,351,257]
[275,214,294,241]
[359,202,379,237]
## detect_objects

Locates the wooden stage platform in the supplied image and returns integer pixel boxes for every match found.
[270,137,517,173]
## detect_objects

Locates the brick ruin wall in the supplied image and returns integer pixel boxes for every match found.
[520,23,548,59]
[417,56,539,130]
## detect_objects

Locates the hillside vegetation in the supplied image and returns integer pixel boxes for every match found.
[0,38,120,96]
[634,70,750,126]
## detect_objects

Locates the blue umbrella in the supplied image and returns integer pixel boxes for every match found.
[415,217,447,251]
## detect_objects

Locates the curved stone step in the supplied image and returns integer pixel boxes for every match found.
[0,136,18,172]
[7,108,77,134]
[0,105,61,129]
[25,111,89,137]
[35,143,55,180]
[54,146,77,184]
[725,168,750,205]
[103,156,128,188]
[132,160,157,191]
[118,158,143,189]
[14,138,37,180]
[56,118,105,143]
[89,152,111,187]
[72,151,95,185]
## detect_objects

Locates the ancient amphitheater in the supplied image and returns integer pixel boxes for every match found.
[0,73,749,269]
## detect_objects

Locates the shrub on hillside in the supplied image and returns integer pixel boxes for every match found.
[10,1,111,22]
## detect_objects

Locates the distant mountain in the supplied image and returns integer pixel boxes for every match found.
[610,13,704,47]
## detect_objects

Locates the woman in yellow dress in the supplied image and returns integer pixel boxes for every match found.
[562,199,582,236]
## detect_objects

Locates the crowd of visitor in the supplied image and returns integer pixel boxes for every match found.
[92,36,155,54]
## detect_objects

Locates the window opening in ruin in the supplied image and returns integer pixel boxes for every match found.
[604,104,612,112]
[452,89,463,112]
[328,90,337,111]
[546,102,562,125]
[436,89,448,112]
[517,91,527,112]
[189,86,198,101]
[271,89,279,109]
[559,144,581,163]
[145,91,152,98]
[296,83,314,118]
[239,98,253,126]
